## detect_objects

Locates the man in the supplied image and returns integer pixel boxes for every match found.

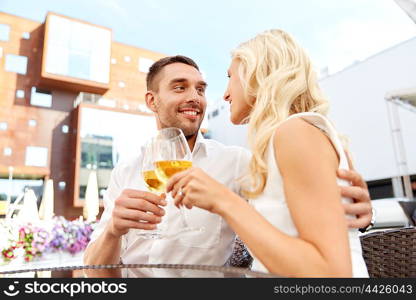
[83,55,373,277]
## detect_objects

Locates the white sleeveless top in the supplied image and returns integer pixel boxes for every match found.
[248,112,369,277]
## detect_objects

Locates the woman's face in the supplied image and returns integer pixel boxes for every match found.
[223,59,254,125]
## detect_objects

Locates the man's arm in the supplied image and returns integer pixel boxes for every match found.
[83,224,123,277]
[83,189,166,277]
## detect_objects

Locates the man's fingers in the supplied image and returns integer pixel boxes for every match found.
[340,186,369,202]
[116,219,157,231]
[337,169,367,189]
[343,202,372,229]
[123,189,167,206]
[135,200,166,216]
[117,196,166,216]
[116,207,162,224]
[344,150,355,171]
[346,217,371,230]
[343,202,371,216]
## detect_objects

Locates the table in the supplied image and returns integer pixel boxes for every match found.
[0,263,278,278]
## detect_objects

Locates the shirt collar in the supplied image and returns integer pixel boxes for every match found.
[192,131,210,157]
[139,131,210,157]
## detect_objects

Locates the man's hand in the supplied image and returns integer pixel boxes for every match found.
[108,189,167,237]
[337,169,373,229]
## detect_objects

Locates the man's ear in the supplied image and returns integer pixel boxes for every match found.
[145,91,158,113]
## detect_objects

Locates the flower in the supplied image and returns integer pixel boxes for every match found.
[1,216,96,263]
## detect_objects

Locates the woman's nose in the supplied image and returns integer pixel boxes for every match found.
[223,90,230,102]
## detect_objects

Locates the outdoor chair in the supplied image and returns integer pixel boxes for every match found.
[360,227,416,277]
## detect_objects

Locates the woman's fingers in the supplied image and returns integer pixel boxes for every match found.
[166,168,193,193]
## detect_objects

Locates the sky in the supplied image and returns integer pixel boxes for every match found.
[1,0,416,110]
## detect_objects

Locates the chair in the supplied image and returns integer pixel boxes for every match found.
[360,227,416,277]
[226,236,253,269]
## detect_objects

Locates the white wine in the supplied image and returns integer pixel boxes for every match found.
[142,170,166,193]
[155,160,192,184]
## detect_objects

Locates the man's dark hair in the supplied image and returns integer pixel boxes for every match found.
[146,55,200,91]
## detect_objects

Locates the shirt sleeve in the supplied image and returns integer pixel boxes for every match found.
[86,162,123,246]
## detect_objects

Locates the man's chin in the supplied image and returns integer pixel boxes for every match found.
[179,124,200,137]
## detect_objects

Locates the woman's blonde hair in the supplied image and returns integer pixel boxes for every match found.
[232,29,330,198]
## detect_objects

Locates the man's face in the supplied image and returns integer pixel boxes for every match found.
[148,63,207,137]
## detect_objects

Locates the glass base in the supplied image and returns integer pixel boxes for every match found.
[135,226,205,240]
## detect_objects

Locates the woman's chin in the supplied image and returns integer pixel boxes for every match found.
[230,117,243,125]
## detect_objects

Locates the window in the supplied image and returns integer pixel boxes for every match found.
[111,58,117,64]
[22,32,30,39]
[0,47,3,58]
[138,57,154,73]
[28,119,37,127]
[58,181,66,190]
[124,56,131,63]
[0,122,7,131]
[25,146,48,167]
[5,54,28,75]
[62,125,69,133]
[30,87,52,108]
[44,15,111,83]
[16,90,25,98]
[0,24,10,41]
[118,81,126,88]
[3,147,12,156]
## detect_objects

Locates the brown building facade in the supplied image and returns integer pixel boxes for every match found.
[0,12,166,218]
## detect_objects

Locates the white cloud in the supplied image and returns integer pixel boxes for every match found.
[315,2,416,74]
[327,19,415,73]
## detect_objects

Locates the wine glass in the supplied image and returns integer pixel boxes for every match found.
[153,127,204,236]
[136,138,167,239]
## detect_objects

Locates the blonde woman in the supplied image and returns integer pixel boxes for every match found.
[166,29,368,277]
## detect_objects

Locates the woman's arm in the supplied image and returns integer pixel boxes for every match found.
[167,118,352,276]
[216,118,352,277]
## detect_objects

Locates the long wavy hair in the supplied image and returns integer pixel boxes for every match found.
[232,29,330,198]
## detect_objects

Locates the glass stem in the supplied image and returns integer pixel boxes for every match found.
[179,205,189,228]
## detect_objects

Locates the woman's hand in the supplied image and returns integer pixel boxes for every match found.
[166,167,234,215]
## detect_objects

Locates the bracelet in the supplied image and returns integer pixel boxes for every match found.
[359,208,376,233]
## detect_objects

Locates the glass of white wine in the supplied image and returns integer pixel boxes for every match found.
[136,138,167,239]
[153,127,204,236]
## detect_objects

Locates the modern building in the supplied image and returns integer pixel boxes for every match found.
[207,36,416,200]
[0,11,167,218]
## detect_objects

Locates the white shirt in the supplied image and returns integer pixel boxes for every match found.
[86,132,251,277]
[248,113,369,277]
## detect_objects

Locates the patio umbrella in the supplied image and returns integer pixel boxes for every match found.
[38,179,54,220]
[18,189,40,222]
[395,0,416,24]
[83,170,99,222]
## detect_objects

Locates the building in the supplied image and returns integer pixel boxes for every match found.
[0,12,166,218]
[207,36,416,200]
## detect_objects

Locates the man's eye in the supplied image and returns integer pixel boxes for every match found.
[174,86,185,91]
[197,87,205,94]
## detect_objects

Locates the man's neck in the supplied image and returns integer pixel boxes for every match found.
[186,133,198,152]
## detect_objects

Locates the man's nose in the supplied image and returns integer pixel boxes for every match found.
[188,88,202,102]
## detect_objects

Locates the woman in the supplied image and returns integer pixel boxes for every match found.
[166,29,368,277]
